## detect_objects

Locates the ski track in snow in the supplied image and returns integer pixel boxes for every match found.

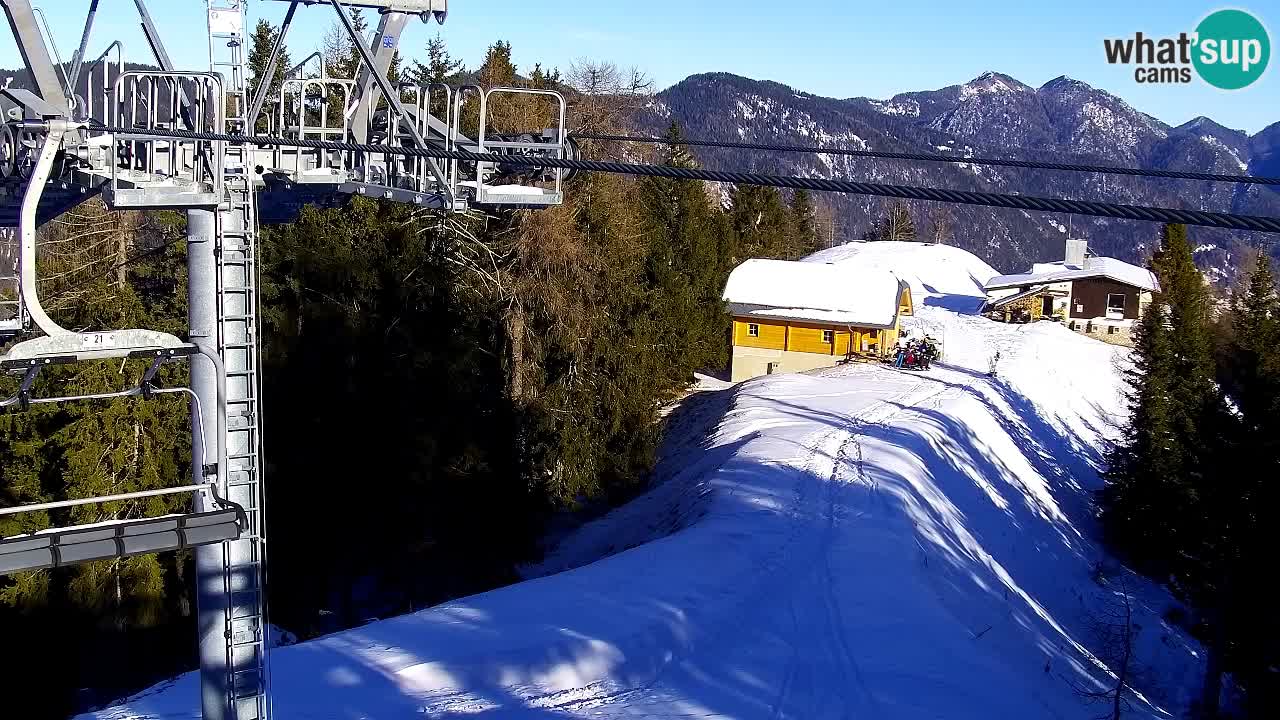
[84,249,1204,720]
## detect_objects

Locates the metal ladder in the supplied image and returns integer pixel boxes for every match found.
[208,2,269,718]
[0,227,24,337]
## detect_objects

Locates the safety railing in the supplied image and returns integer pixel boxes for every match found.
[106,71,224,201]
[275,75,355,179]
[457,85,568,207]
[83,41,124,126]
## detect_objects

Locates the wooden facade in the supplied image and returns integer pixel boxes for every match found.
[722,265,913,381]
[1068,277,1141,321]
[732,318,895,357]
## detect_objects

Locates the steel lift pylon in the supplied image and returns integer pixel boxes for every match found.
[0,1,571,719]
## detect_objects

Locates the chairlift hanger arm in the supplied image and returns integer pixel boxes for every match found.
[329,0,453,202]
[245,0,299,130]
[131,0,197,132]
[29,7,73,102]
[67,0,103,92]
[348,9,409,143]
[0,0,71,115]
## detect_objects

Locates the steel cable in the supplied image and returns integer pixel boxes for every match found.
[571,131,1280,187]
[93,125,1280,234]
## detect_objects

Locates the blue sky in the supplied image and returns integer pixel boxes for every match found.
[5,0,1276,134]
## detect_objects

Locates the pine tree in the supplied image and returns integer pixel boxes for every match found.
[1101,294,1180,560]
[789,190,819,259]
[1101,223,1234,716]
[462,41,520,134]
[1,204,192,714]
[247,19,291,132]
[1102,224,1219,576]
[729,184,790,261]
[639,121,730,376]
[1216,252,1280,717]
[411,33,464,85]
[478,40,516,86]
[1225,253,1280,428]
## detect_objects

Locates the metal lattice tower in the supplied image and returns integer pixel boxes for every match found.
[202,2,269,719]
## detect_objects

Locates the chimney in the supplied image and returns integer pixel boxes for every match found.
[1065,238,1087,269]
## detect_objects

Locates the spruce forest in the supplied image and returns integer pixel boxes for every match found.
[0,20,820,717]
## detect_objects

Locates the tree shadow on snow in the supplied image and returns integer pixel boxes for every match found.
[104,372,1200,720]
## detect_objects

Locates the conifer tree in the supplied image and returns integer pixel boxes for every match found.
[478,40,517,86]
[248,20,291,132]
[729,184,790,261]
[1102,224,1219,576]
[411,33,465,85]
[1,204,192,713]
[1225,253,1280,431]
[1216,252,1280,717]
[1102,223,1236,715]
[789,190,819,259]
[639,121,730,376]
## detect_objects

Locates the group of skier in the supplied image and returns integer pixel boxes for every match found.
[891,335,940,371]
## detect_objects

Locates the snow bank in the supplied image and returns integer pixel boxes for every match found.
[805,241,998,313]
[723,258,904,327]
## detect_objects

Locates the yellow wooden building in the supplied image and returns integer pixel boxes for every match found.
[722,259,913,382]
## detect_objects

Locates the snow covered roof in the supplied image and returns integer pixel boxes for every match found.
[984,257,1159,292]
[722,258,908,328]
[803,241,998,314]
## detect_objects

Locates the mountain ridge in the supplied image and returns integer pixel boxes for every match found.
[640,70,1280,279]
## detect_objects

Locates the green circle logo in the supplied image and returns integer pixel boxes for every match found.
[1192,9,1270,90]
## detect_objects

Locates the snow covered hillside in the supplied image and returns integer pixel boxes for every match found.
[85,248,1203,720]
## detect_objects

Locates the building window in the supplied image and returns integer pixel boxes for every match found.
[1106,293,1126,320]
[767,362,781,375]
[822,329,834,344]
[747,323,760,337]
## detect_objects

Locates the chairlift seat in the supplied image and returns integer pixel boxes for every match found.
[1,329,193,367]
[0,509,241,574]
[460,181,563,209]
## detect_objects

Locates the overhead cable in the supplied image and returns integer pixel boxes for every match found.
[93,125,1280,234]
[571,131,1280,187]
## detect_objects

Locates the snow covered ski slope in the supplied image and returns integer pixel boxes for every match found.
[86,246,1203,720]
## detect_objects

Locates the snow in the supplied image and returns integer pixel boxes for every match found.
[457,182,548,196]
[804,241,998,313]
[1200,135,1248,171]
[722,259,905,327]
[83,247,1203,720]
[987,257,1159,293]
[868,98,920,117]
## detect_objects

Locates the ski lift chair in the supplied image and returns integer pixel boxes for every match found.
[0,119,242,574]
[451,85,571,209]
